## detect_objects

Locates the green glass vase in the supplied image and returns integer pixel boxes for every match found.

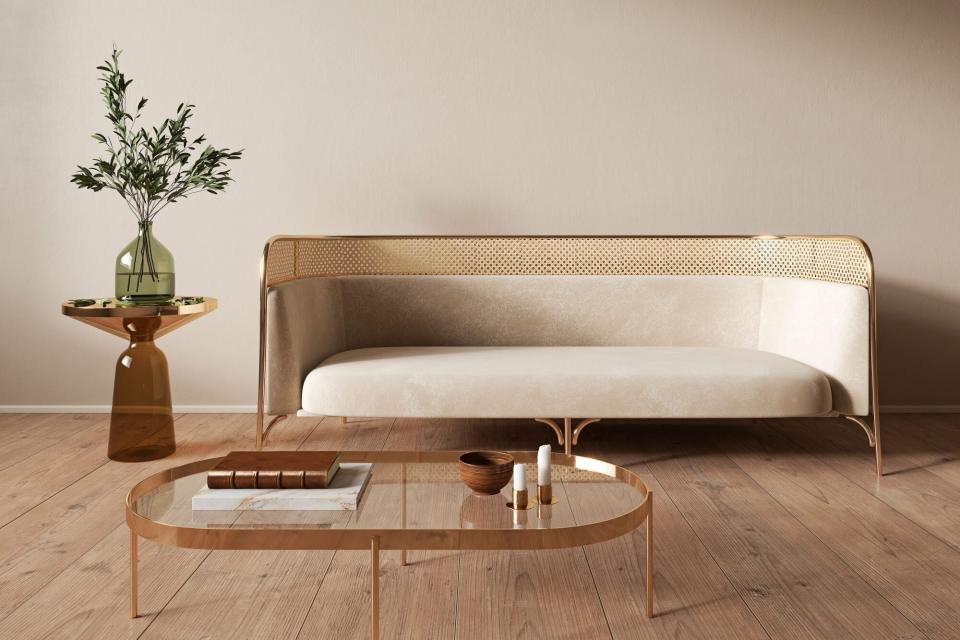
[116,221,175,304]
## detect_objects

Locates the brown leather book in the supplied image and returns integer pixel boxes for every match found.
[206,451,340,489]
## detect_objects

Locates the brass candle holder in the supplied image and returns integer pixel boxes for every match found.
[507,488,533,511]
[507,488,529,510]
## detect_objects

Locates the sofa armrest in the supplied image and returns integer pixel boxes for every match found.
[263,277,346,415]
[758,277,870,416]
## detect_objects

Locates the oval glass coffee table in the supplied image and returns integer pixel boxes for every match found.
[126,450,653,638]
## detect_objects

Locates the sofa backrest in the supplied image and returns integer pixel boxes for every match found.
[340,275,764,349]
[261,236,874,418]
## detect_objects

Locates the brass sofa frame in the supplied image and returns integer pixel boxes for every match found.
[257,235,881,476]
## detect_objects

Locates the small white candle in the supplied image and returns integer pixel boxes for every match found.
[513,463,527,492]
[538,444,552,486]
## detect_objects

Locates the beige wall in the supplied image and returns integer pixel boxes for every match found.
[1,0,959,408]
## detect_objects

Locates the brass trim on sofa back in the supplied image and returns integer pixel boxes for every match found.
[261,235,872,289]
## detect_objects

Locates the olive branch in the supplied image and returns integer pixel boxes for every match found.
[70,46,242,221]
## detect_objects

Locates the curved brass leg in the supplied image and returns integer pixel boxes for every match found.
[535,418,602,454]
[842,414,882,477]
[572,418,601,445]
[842,415,876,447]
[534,418,565,446]
[260,414,288,448]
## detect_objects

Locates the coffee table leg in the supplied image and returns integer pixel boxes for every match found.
[371,536,380,640]
[130,529,139,618]
[400,464,407,567]
[645,493,654,618]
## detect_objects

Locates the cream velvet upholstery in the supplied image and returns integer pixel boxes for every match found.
[303,346,832,418]
[265,275,869,417]
[758,277,869,415]
[339,275,763,349]
[264,277,345,414]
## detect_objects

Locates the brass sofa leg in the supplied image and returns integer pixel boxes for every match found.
[572,418,601,446]
[257,414,288,449]
[534,418,565,448]
[534,418,602,454]
[842,414,882,478]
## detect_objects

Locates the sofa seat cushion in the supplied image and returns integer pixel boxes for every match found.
[302,346,832,419]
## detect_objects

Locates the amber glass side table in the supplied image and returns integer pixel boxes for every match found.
[62,297,217,462]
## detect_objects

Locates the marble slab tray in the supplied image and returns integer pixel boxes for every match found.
[191,463,372,511]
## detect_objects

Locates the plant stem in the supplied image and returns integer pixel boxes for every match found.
[136,229,146,290]
[126,225,141,292]
[145,228,158,282]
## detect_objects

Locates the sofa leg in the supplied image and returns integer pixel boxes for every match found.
[842,414,883,478]
[572,419,601,446]
[258,414,288,449]
[534,418,602,455]
[534,418,565,449]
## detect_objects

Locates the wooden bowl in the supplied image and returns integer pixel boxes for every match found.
[458,451,514,495]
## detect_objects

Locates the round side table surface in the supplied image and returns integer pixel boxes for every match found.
[62,297,218,340]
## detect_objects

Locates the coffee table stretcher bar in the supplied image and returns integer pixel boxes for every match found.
[126,451,653,638]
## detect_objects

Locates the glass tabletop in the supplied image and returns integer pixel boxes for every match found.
[131,452,647,534]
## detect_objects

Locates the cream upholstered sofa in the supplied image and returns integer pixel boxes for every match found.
[257,236,881,475]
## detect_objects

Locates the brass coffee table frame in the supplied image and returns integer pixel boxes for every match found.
[126,450,654,638]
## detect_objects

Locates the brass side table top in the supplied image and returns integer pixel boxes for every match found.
[62,297,217,462]
[125,450,654,637]
[62,297,217,340]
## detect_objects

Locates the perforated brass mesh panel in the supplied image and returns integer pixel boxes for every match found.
[263,236,871,289]
[388,463,614,484]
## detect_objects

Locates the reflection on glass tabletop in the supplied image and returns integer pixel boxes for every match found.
[133,453,646,533]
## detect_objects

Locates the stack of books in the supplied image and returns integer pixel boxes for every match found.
[191,451,372,511]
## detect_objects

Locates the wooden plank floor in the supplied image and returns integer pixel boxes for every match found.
[0,413,957,639]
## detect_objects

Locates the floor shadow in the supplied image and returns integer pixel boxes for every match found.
[884,456,958,476]
[397,416,959,477]
[380,416,957,455]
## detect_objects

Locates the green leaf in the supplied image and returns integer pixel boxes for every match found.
[72,45,242,215]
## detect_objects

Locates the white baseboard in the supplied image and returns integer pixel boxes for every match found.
[0,405,257,414]
[879,405,960,413]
